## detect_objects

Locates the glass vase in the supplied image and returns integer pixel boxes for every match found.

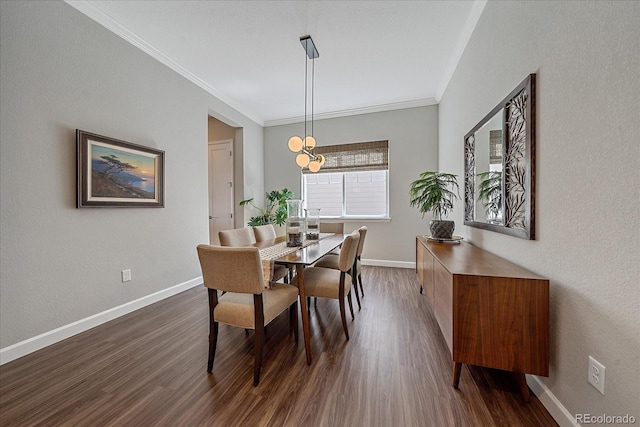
[286,199,304,246]
[305,208,320,240]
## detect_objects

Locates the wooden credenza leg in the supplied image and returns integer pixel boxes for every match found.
[452,362,462,388]
[518,373,531,402]
[419,285,423,294]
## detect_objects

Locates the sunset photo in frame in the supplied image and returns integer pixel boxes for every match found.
[77,130,165,208]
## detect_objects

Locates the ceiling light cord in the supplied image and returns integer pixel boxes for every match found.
[304,38,308,148]
[288,35,321,172]
[311,55,315,137]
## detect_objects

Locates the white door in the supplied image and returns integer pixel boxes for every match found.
[208,140,234,244]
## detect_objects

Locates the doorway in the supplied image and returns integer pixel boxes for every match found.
[208,139,234,244]
[208,115,243,244]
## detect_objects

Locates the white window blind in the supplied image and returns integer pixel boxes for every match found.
[303,140,389,218]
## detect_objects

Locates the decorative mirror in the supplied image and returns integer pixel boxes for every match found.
[464,74,536,239]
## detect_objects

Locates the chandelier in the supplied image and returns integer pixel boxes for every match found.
[288,35,325,173]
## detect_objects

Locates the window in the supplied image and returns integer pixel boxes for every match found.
[302,140,389,218]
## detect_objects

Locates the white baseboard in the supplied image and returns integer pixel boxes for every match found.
[1,273,575,427]
[362,258,415,269]
[0,262,414,365]
[527,375,579,427]
[0,277,203,366]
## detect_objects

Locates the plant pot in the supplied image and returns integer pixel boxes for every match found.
[429,220,455,239]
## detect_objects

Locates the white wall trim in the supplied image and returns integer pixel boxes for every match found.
[0,260,415,364]
[65,1,440,128]
[434,0,487,102]
[264,98,438,127]
[362,258,415,269]
[63,1,263,126]
[0,277,202,366]
[527,375,579,427]
[1,272,577,427]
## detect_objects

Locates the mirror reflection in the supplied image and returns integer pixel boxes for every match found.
[463,73,536,240]
[473,109,503,225]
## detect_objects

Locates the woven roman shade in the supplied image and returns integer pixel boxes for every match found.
[303,140,389,174]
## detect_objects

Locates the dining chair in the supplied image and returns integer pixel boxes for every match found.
[252,224,290,284]
[320,222,344,257]
[196,244,299,386]
[291,230,360,340]
[315,226,368,309]
[218,227,256,247]
[253,224,278,241]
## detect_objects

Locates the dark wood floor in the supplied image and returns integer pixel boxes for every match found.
[0,266,557,426]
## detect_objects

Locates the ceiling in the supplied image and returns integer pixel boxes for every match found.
[67,1,486,126]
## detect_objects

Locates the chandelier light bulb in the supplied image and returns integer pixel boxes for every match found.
[317,154,325,166]
[296,153,311,167]
[288,136,303,152]
[304,136,316,149]
[308,160,321,173]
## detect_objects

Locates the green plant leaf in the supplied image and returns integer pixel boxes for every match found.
[409,171,459,220]
[240,188,295,226]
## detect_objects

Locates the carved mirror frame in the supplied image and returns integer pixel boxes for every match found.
[464,74,536,239]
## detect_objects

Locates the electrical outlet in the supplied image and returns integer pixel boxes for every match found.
[588,355,605,395]
[121,269,131,282]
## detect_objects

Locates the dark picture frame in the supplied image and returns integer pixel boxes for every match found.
[76,130,165,208]
[463,74,536,239]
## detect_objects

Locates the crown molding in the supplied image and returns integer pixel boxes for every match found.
[264,97,437,127]
[65,0,484,128]
[435,0,487,102]
[64,0,265,126]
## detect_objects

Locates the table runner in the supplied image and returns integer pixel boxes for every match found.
[259,233,335,287]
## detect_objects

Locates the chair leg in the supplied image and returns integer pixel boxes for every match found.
[207,321,218,373]
[307,296,311,311]
[338,273,350,340]
[339,296,350,341]
[207,288,219,373]
[290,301,299,344]
[314,297,317,307]
[254,324,263,386]
[352,278,361,310]
[253,295,265,386]
[347,291,355,320]
[359,274,364,296]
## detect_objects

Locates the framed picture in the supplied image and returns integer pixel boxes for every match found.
[76,130,164,208]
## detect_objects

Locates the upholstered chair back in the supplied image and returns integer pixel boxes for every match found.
[253,224,277,242]
[218,227,256,247]
[338,231,360,273]
[356,226,368,257]
[197,245,264,294]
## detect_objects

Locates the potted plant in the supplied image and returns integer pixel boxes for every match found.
[409,172,460,239]
[239,188,294,226]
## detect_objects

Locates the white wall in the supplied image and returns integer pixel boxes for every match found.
[439,1,639,421]
[264,107,438,264]
[0,2,263,352]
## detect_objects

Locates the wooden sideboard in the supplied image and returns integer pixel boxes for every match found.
[416,236,549,400]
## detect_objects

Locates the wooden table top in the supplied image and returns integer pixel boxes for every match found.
[277,234,345,265]
[254,234,345,266]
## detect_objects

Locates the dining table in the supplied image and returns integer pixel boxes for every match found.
[254,233,346,365]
